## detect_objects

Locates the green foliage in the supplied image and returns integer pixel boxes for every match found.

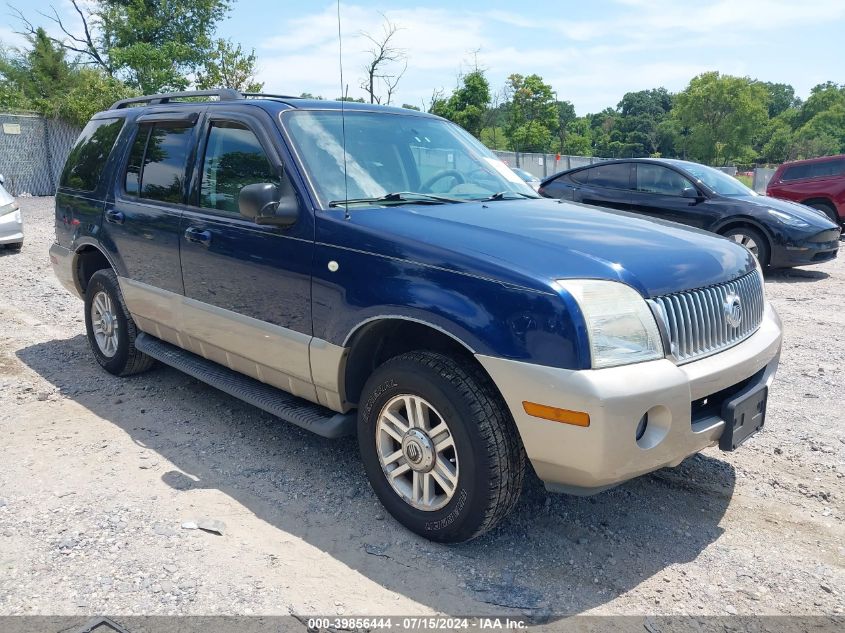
[0,29,136,125]
[673,72,768,164]
[479,126,509,150]
[97,0,231,93]
[503,73,557,152]
[428,70,491,137]
[759,81,799,118]
[195,39,263,92]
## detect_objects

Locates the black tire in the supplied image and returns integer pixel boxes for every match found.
[723,226,771,267]
[806,201,839,225]
[4,242,22,251]
[84,269,155,376]
[358,350,525,542]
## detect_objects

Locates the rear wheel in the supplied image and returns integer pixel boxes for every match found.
[84,269,155,376]
[723,226,770,267]
[358,351,525,542]
[806,201,839,225]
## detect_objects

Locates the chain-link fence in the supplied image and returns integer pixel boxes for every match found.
[0,112,82,196]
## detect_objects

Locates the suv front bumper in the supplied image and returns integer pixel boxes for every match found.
[477,302,782,495]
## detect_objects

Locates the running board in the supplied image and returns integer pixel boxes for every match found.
[134,333,355,438]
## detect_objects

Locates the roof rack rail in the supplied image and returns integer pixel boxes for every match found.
[241,92,302,100]
[110,89,243,110]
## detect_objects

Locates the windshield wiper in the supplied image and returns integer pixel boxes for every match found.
[328,192,464,207]
[479,191,540,201]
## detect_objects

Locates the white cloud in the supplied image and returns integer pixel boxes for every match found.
[218,1,845,113]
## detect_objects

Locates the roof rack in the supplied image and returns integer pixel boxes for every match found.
[241,92,302,100]
[110,89,243,110]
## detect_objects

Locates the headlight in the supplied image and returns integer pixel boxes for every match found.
[768,209,809,227]
[0,202,18,216]
[557,279,664,369]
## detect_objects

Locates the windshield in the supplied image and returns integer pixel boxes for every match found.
[676,162,756,197]
[282,110,536,207]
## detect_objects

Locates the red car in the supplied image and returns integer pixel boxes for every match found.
[767,155,845,225]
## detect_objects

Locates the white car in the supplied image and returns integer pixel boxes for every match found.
[0,174,23,251]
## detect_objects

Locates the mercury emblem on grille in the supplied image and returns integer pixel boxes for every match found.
[724,293,743,328]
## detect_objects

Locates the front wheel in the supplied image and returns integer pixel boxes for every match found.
[723,226,770,267]
[358,351,525,542]
[84,269,155,376]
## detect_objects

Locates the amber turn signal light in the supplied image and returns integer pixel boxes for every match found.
[522,401,590,427]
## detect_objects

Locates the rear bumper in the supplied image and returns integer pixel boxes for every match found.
[477,302,782,495]
[0,208,23,245]
[49,243,82,298]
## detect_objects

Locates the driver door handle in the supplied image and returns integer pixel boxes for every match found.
[105,210,125,224]
[184,227,212,247]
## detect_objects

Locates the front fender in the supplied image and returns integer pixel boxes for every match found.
[311,243,589,370]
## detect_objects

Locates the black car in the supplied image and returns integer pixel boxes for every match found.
[539,158,840,268]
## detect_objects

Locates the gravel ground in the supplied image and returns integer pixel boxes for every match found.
[0,196,843,620]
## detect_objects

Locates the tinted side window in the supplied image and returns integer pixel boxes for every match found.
[780,160,845,181]
[782,164,810,181]
[200,122,278,213]
[588,163,630,189]
[570,168,591,184]
[124,128,149,196]
[636,164,693,196]
[140,126,193,203]
[810,159,845,178]
[60,118,124,191]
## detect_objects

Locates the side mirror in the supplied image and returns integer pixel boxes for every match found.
[681,186,703,200]
[0,174,5,186]
[238,182,298,227]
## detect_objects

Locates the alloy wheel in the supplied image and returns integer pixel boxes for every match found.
[375,394,459,511]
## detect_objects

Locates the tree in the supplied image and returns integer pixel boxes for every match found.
[614,88,675,157]
[427,70,491,137]
[554,100,576,154]
[673,72,768,164]
[195,39,263,92]
[0,27,70,114]
[0,27,136,125]
[13,0,232,94]
[503,74,557,153]
[759,81,798,118]
[359,15,407,105]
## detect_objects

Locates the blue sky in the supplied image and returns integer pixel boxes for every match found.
[3,0,844,114]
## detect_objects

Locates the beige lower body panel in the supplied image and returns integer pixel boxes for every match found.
[477,303,783,494]
[118,277,347,411]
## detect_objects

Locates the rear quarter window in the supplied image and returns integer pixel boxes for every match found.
[59,118,125,192]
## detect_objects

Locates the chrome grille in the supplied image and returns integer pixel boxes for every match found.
[651,270,765,364]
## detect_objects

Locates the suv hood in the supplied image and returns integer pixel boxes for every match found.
[338,198,756,298]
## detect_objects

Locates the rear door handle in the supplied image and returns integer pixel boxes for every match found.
[184,227,212,246]
[105,210,125,224]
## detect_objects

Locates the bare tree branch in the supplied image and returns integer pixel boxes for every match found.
[359,14,407,104]
[382,59,407,105]
[8,1,112,74]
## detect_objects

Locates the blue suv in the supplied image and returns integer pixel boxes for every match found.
[50,90,783,541]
